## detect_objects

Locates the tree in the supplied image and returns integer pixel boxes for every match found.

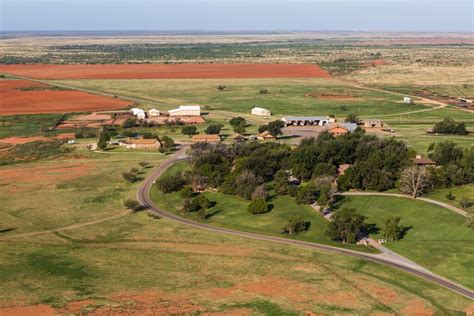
[274,170,289,195]
[235,171,262,200]
[398,166,432,198]
[247,198,268,214]
[251,184,268,200]
[124,199,143,212]
[282,216,307,235]
[267,120,285,136]
[122,117,137,128]
[181,126,198,137]
[233,125,246,134]
[258,125,268,133]
[180,186,194,199]
[229,117,246,127]
[345,113,359,123]
[317,183,335,208]
[122,169,140,183]
[139,161,149,168]
[205,124,224,135]
[295,183,318,205]
[161,135,175,150]
[97,131,110,150]
[428,141,463,165]
[326,208,366,243]
[384,216,403,241]
[433,118,468,135]
[156,173,185,193]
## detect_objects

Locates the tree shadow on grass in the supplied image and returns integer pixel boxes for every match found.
[400,225,413,239]
[205,209,222,219]
[0,228,15,234]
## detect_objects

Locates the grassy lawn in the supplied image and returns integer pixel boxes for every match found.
[1,152,472,313]
[151,162,377,253]
[0,114,65,138]
[426,184,474,214]
[388,123,474,154]
[337,196,474,288]
[52,78,427,119]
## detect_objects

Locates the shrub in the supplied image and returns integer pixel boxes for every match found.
[446,191,455,201]
[181,126,198,137]
[459,197,473,209]
[124,199,143,212]
[122,170,140,183]
[180,186,194,198]
[433,118,468,135]
[259,88,269,94]
[229,117,246,127]
[205,124,224,135]
[251,185,268,200]
[156,173,185,193]
[247,198,268,214]
[217,85,226,91]
[282,216,307,234]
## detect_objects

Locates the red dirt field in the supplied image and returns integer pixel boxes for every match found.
[0,80,131,115]
[0,64,330,79]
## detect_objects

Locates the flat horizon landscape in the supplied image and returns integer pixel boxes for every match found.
[0,20,473,316]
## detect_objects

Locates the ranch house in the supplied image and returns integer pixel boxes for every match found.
[327,123,358,136]
[118,138,161,149]
[191,134,221,143]
[281,116,334,126]
[411,155,436,166]
[148,108,160,117]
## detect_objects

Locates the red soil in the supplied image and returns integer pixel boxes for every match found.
[0,80,48,92]
[0,163,94,185]
[0,304,55,316]
[0,64,331,79]
[0,136,50,144]
[0,80,131,115]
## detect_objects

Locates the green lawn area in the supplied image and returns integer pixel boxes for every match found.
[0,114,64,138]
[388,123,474,154]
[426,184,474,214]
[337,195,474,288]
[151,162,376,253]
[52,78,427,119]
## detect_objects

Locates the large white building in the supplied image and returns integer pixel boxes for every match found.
[251,107,271,117]
[169,105,201,116]
[281,116,334,126]
[130,107,146,120]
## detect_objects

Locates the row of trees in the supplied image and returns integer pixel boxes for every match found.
[432,118,468,135]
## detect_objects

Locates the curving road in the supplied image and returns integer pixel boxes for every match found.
[137,146,474,300]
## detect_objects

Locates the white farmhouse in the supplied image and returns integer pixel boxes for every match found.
[169,105,201,116]
[148,108,160,117]
[251,107,271,117]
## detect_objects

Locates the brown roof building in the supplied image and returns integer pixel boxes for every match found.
[411,155,436,166]
[257,131,276,140]
[119,138,161,149]
[191,134,221,143]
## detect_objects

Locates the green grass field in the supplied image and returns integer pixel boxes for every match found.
[52,78,427,119]
[426,184,474,214]
[337,195,474,288]
[2,151,473,313]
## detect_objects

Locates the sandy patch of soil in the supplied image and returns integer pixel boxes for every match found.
[0,136,50,144]
[400,299,434,316]
[0,163,95,185]
[0,304,55,316]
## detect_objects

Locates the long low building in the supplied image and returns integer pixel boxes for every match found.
[118,138,161,149]
[169,105,201,116]
[281,116,335,126]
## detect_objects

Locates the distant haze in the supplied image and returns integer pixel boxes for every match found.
[1,0,473,32]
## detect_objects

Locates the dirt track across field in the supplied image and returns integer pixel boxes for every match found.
[0,63,330,79]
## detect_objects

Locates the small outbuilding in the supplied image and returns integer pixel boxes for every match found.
[191,134,221,143]
[256,130,276,141]
[233,134,247,143]
[148,108,160,117]
[251,107,271,117]
[363,119,384,128]
[411,155,436,166]
[327,123,358,136]
[403,96,413,104]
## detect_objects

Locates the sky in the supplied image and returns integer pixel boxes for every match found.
[1,0,473,32]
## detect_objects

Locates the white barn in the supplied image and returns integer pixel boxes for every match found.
[169,105,201,116]
[148,108,160,117]
[251,107,271,117]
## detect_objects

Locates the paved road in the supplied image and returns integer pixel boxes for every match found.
[137,147,474,300]
[338,192,469,217]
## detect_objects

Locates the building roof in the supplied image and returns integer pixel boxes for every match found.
[233,133,247,139]
[258,130,276,138]
[179,105,201,110]
[282,116,329,121]
[252,107,270,112]
[148,108,160,112]
[328,123,358,132]
[411,157,435,165]
[124,138,159,145]
[364,118,382,122]
[192,134,221,141]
